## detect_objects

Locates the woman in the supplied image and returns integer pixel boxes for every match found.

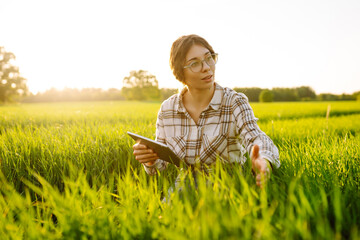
[133,34,280,188]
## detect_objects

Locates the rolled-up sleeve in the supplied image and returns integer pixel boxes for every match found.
[232,93,280,168]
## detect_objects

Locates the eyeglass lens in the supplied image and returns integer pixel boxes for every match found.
[190,54,218,72]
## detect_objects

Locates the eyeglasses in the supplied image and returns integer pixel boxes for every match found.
[183,53,218,73]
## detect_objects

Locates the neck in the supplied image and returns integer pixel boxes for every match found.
[185,83,215,108]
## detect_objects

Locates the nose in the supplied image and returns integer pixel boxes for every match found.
[201,60,211,72]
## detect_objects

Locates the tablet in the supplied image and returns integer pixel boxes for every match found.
[127,131,180,167]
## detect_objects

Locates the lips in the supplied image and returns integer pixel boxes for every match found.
[202,75,213,80]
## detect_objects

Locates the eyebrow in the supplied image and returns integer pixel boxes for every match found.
[186,51,211,63]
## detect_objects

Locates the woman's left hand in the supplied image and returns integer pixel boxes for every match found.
[251,145,272,189]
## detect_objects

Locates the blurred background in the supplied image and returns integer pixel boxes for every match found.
[1,0,359,102]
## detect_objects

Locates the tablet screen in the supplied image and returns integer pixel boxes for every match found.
[127,131,180,167]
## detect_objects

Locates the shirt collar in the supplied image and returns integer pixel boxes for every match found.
[208,82,223,110]
[176,82,223,113]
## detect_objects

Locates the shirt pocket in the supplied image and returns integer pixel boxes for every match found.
[200,133,228,164]
[165,135,186,162]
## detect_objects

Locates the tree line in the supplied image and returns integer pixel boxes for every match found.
[21,70,177,103]
[1,46,359,103]
[22,86,178,103]
[21,74,358,103]
[234,86,360,102]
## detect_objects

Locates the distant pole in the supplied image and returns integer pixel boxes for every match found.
[326,104,331,120]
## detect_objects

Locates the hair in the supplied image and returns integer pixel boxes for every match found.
[169,34,215,83]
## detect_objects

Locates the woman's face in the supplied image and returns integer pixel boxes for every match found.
[183,44,215,90]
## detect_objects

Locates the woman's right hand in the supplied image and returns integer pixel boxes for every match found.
[132,140,159,166]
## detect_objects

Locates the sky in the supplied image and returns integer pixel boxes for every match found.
[1,0,359,95]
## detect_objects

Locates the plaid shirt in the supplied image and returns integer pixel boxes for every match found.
[144,83,280,175]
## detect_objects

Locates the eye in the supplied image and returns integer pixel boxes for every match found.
[190,61,200,68]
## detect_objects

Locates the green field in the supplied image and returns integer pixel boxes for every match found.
[1,101,360,239]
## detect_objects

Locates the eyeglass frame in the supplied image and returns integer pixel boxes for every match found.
[183,53,218,73]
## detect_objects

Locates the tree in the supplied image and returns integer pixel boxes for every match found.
[317,93,339,101]
[122,70,160,101]
[353,91,360,101]
[295,86,316,101]
[259,90,274,102]
[0,46,28,103]
[272,88,299,102]
[160,88,178,101]
[233,87,264,102]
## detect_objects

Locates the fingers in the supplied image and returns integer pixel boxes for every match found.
[133,142,154,156]
[138,157,158,164]
[251,145,271,188]
[132,142,158,164]
[133,147,154,155]
[133,141,148,150]
[251,144,260,161]
[135,150,159,163]
[255,162,271,188]
[255,169,271,188]
[255,158,269,173]
[251,145,262,174]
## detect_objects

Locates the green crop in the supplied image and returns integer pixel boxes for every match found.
[0,101,359,239]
